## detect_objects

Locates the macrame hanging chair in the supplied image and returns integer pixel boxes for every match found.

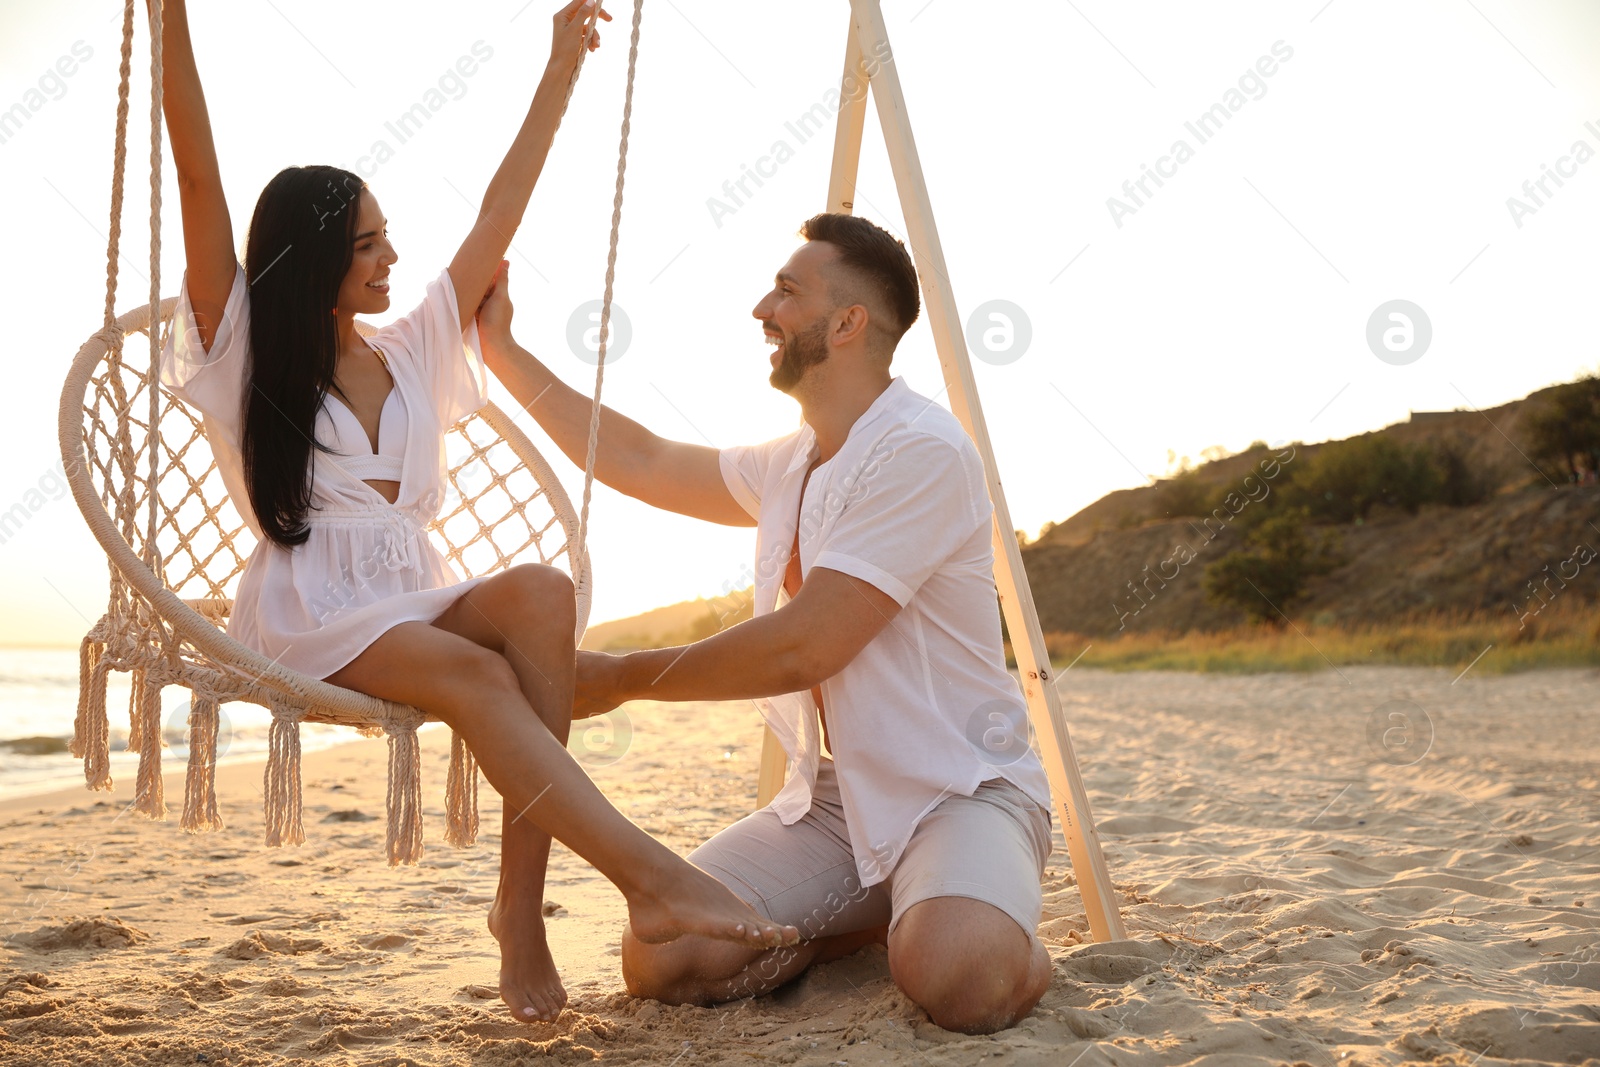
[58,0,644,865]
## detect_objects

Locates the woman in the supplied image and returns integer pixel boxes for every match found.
[155,0,797,1026]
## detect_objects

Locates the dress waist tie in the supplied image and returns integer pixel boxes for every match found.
[307,507,427,574]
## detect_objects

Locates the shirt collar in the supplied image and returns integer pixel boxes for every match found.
[783,377,910,476]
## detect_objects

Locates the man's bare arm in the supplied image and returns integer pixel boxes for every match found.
[476,268,753,526]
[576,568,902,715]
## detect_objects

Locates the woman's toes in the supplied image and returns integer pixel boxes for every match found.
[746,922,797,947]
[514,996,550,1024]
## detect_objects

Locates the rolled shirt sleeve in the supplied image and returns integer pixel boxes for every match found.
[719,434,796,522]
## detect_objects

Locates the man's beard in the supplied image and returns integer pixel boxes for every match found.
[768,319,830,394]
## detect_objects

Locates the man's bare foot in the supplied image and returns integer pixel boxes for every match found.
[488,901,568,1023]
[627,863,800,949]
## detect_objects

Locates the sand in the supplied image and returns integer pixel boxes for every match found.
[1,665,1597,1066]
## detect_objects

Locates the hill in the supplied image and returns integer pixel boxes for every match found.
[1021,383,1599,636]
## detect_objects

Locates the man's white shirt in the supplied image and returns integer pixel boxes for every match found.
[719,376,1052,887]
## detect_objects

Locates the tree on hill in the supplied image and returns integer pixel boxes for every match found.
[1526,374,1600,484]
[1203,507,1342,624]
[1429,437,1495,507]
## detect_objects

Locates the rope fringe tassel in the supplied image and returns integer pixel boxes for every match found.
[132,673,166,819]
[263,705,305,848]
[444,729,480,848]
[180,694,224,833]
[80,651,113,792]
[386,722,424,867]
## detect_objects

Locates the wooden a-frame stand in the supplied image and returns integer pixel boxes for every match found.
[753,0,1127,944]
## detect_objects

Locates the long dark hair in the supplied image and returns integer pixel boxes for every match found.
[241,165,365,547]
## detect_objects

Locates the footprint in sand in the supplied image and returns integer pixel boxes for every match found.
[359,933,411,951]
[1055,940,1173,984]
[221,931,325,960]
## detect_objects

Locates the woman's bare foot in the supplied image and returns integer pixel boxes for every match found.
[627,863,800,949]
[488,901,568,1023]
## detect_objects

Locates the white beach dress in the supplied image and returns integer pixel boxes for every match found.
[159,264,491,681]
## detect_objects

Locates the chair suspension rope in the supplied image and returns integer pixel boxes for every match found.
[145,0,165,574]
[574,0,646,575]
[104,0,135,331]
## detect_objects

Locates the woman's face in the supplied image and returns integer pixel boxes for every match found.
[337,189,398,317]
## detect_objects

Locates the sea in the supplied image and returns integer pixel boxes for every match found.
[0,646,362,802]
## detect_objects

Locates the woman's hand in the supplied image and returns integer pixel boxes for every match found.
[549,0,612,75]
[475,260,515,352]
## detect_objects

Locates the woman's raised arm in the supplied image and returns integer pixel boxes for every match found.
[154,0,235,352]
[448,0,611,329]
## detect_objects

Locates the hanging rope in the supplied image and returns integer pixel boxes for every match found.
[103,0,135,331]
[573,0,645,576]
[145,0,165,574]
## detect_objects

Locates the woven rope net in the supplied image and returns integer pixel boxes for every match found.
[58,0,633,866]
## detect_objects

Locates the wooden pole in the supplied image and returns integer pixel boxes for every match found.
[826,30,870,215]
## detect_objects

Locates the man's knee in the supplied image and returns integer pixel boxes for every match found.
[892,942,1036,1034]
[888,900,1042,1034]
[620,930,711,1006]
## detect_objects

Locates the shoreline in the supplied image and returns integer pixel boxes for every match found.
[0,730,394,818]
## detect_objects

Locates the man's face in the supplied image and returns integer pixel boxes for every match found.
[752,242,837,395]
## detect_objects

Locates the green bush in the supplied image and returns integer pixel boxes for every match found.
[1430,438,1494,506]
[1204,507,1342,624]
[1284,435,1442,522]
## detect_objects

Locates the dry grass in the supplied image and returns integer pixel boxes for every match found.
[1031,599,1600,675]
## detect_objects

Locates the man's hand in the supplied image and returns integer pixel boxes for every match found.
[574,649,628,719]
[476,260,514,352]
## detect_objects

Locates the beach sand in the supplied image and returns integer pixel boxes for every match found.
[1,666,1597,1066]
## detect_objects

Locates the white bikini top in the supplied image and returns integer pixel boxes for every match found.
[320,386,407,483]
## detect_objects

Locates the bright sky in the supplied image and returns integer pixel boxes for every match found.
[2,0,1598,647]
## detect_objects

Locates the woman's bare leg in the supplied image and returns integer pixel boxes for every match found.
[325,593,800,1005]
[428,566,575,1022]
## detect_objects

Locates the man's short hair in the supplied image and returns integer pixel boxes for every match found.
[799,213,921,352]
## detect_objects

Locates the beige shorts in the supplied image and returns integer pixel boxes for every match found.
[689,760,1052,941]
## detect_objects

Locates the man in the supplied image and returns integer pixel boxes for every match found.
[476,213,1055,1034]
